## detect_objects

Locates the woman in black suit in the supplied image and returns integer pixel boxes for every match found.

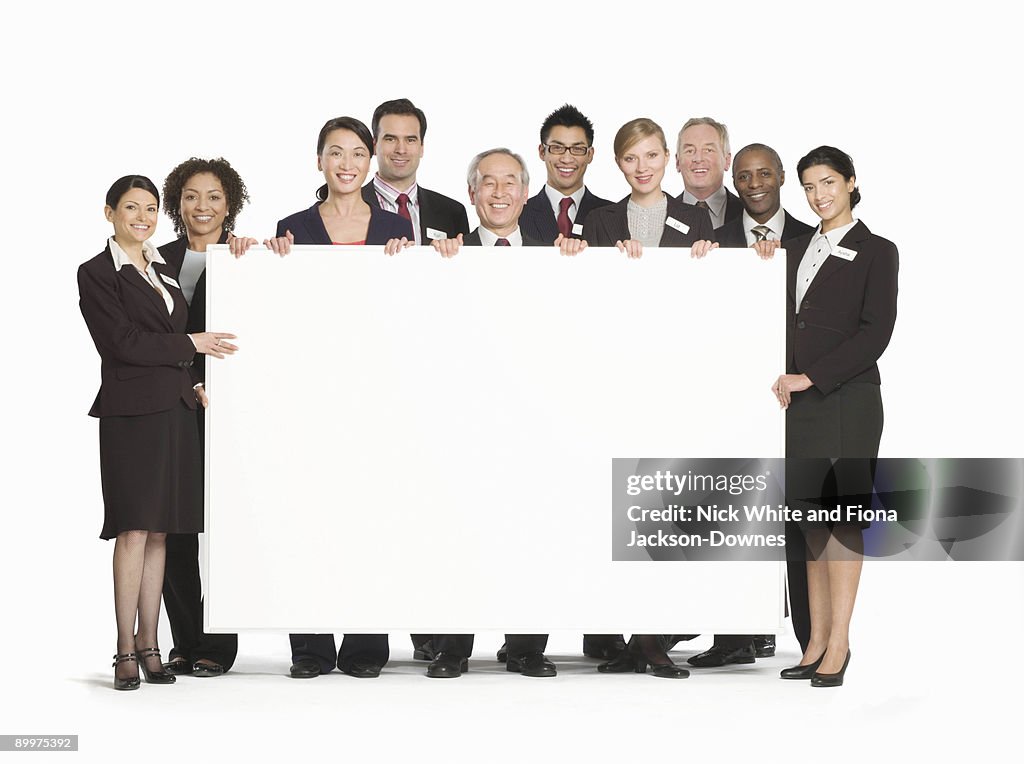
[78,175,237,690]
[772,146,898,687]
[265,115,414,254]
[157,158,256,678]
[583,117,716,258]
[263,116,413,680]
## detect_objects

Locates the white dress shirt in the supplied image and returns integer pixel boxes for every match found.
[108,237,174,314]
[477,226,524,246]
[543,184,586,224]
[795,219,859,309]
[741,207,787,246]
[373,175,421,244]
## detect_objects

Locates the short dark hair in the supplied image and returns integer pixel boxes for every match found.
[162,157,250,238]
[540,103,594,146]
[371,98,427,141]
[734,143,784,176]
[317,116,374,156]
[105,175,160,209]
[797,145,861,208]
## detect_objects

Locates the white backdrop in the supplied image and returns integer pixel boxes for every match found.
[2,1,1022,761]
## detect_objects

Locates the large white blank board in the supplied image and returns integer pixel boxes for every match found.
[204,245,785,633]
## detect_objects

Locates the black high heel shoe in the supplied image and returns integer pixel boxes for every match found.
[811,650,851,687]
[112,652,140,691]
[597,638,689,679]
[780,651,825,680]
[135,647,176,684]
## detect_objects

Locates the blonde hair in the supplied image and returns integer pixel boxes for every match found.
[613,118,668,159]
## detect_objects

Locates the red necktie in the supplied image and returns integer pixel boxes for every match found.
[495,238,511,246]
[396,193,412,221]
[557,197,573,238]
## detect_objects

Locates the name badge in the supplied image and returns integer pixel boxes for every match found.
[572,223,584,236]
[159,274,180,288]
[832,246,858,261]
[426,227,448,240]
[666,216,690,235]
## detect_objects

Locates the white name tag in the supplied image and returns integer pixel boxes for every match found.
[666,216,690,235]
[832,246,858,261]
[426,227,448,240]
[159,273,180,288]
[572,223,584,236]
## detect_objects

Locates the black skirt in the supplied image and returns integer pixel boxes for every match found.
[98,401,203,539]
[785,382,883,531]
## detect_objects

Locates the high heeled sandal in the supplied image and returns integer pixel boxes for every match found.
[135,647,176,684]
[112,652,140,691]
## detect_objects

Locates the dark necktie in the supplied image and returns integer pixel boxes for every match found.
[752,225,771,242]
[557,197,573,238]
[495,238,511,246]
[695,200,709,210]
[396,193,412,221]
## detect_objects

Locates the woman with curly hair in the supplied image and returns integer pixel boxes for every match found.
[157,157,256,678]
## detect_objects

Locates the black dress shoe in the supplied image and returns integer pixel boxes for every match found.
[163,657,193,676]
[582,635,627,660]
[413,639,437,662]
[342,659,383,678]
[687,644,756,668]
[426,652,468,678]
[289,658,321,678]
[506,652,557,677]
[753,635,776,658]
[192,661,226,678]
[811,650,851,687]
[496,642,508,662]
[598,637,689,678]
[779,652,825,680]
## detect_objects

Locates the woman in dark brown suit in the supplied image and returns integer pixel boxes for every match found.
[78,175,237,690]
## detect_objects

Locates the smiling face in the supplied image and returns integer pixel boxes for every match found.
[469,153,529,237]
[105,188,158,246]
[616,134,669,198]
[800,163,856,231]
[733,149,783,223]
[538,125,593,195]
[318,128,372,196]
[375,114,424,189]
[179,172,227,239]
[676,123,731,198]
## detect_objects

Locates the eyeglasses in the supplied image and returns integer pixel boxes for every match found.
[544,144,591,156]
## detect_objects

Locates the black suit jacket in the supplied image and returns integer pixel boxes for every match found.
[462,227,548,247]
[713,210,814,247]
[78,244,198,418]
[276,202,414,244]
[519,187,614,244]
[785,220,899,393]
[582,195,715,247]
[359,183,470,243]
[158,230,231,384]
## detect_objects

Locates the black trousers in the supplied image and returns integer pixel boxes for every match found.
[433,634,548,659]
[290,634,389,673]
[163,532,238,669]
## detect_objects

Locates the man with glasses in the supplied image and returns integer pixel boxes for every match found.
[520,104,613,245]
